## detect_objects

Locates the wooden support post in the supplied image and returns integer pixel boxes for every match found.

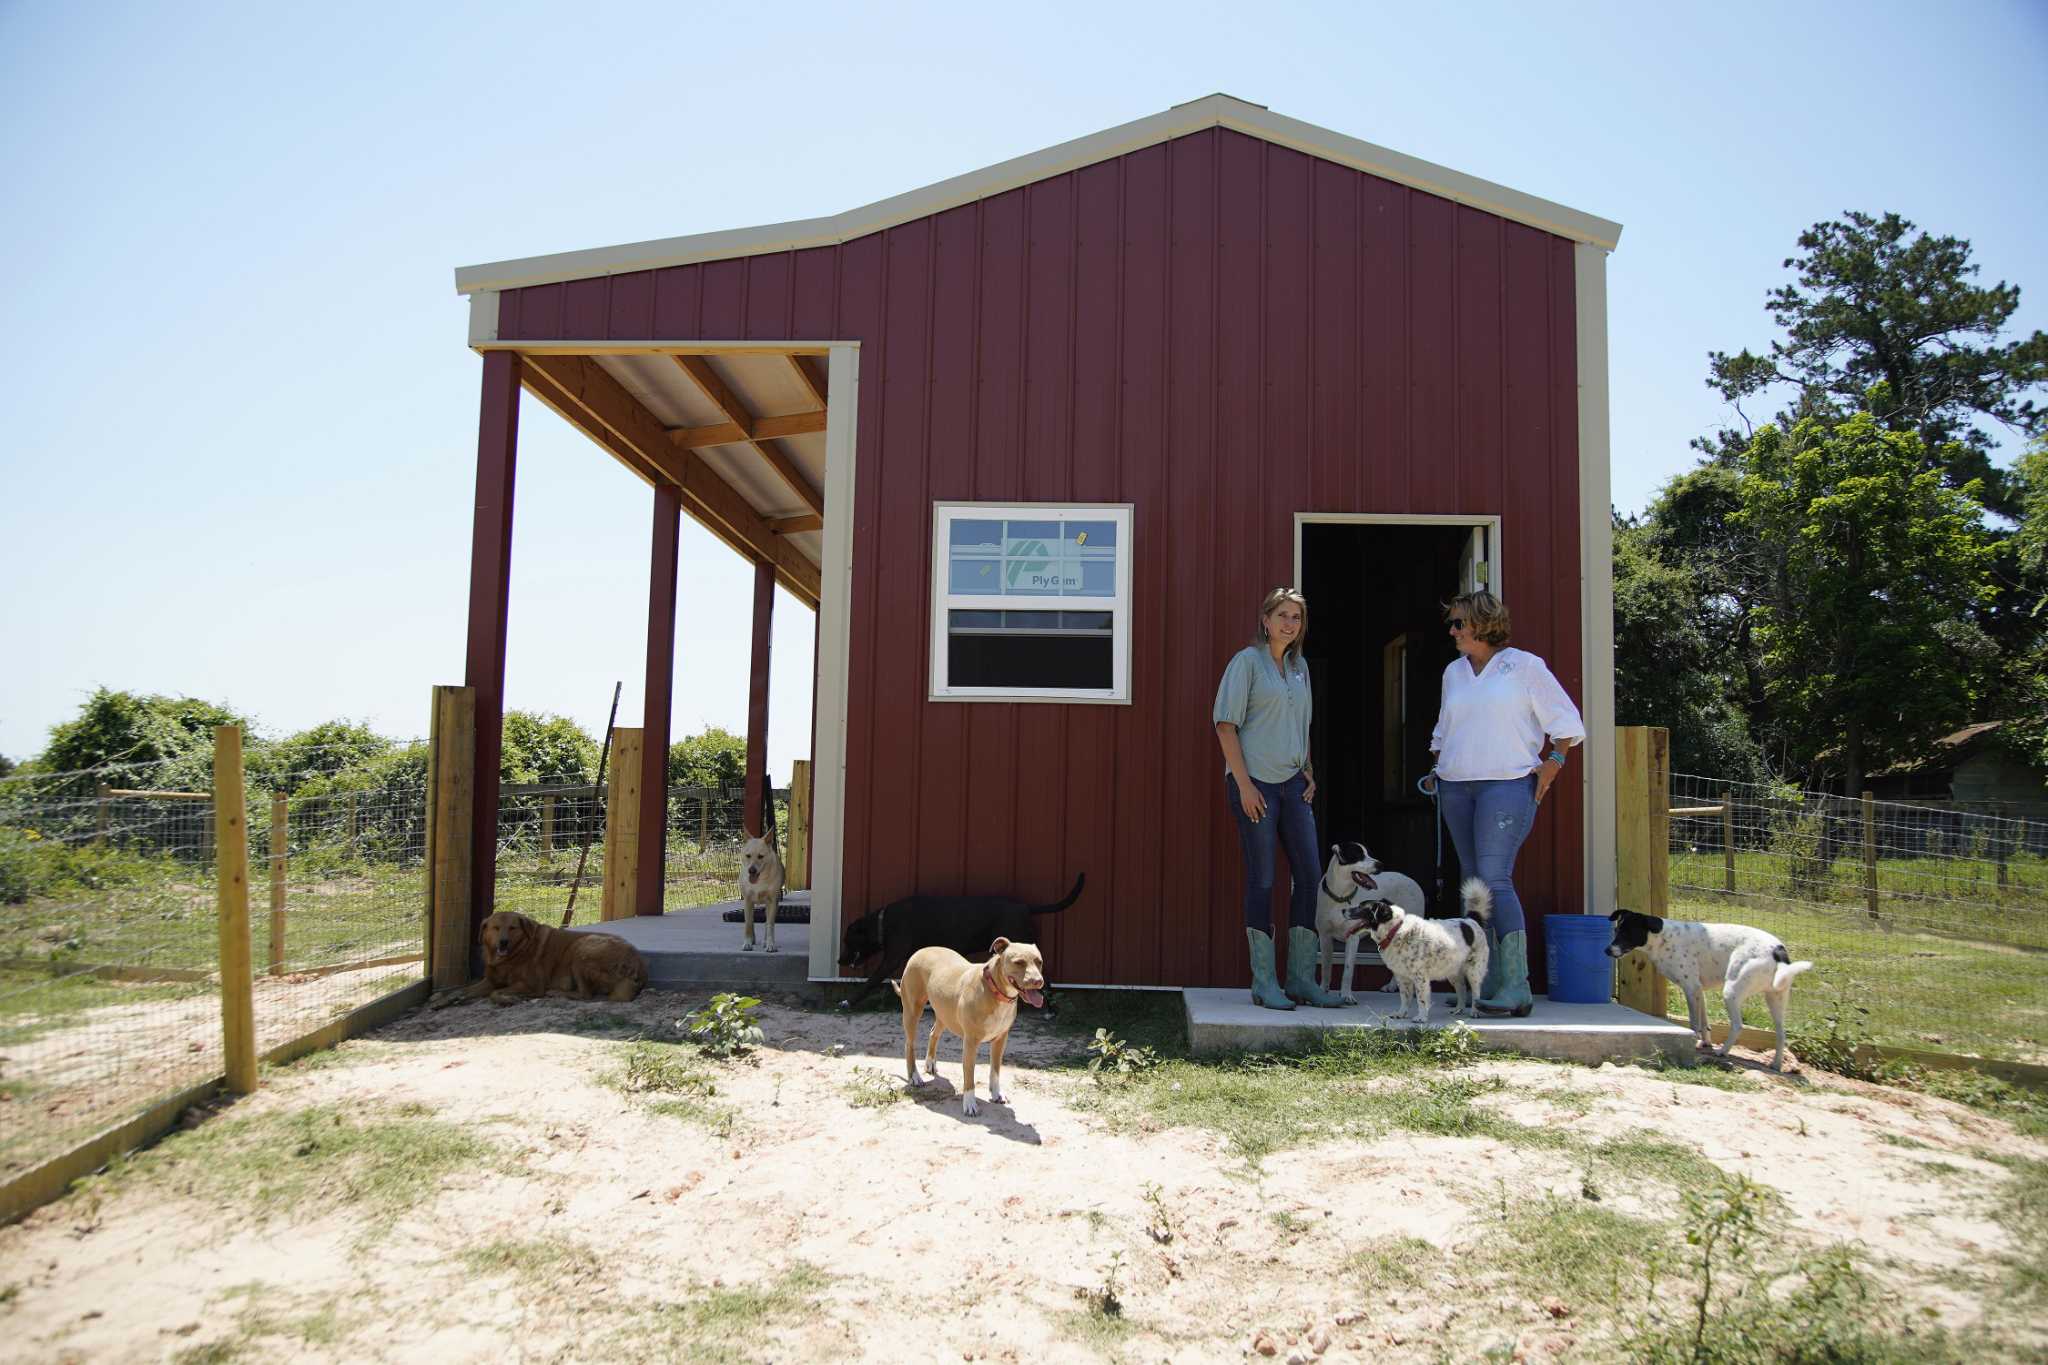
[1722,788,1736,895]
[213,727,258,1095]
[743,557,775,839]
[638,483,682,916]
[269,792,288,976]
[425,686,476,991]
[698,797,710,848]
[1863,790,1879,920]
[346,791,358,846]
[464,349,521,946]
[1614,726,1671,1019]
[541,795,556,861]
[602,729,644,921]
[95,783,110,849]
[787,759,812,891]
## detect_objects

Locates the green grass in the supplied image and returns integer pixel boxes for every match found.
[601,1040,740,1135]
[1978,1152,2048,1303]
[1663,892,2046,1062]
[462,1236,609,1286]
[87,1101,499,1243]
[1342,1234,1443,1291]
[619,1264,829,1363]
[0,966,213,1044]
[841,1066,910,1108]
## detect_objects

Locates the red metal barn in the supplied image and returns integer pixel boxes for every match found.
[453,95,1621,991]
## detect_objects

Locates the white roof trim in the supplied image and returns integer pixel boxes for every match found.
[454,94,1621,296]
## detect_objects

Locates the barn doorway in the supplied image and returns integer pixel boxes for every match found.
[1297,516,1500,912]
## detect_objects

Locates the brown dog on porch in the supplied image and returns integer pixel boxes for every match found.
[454,911,648,1005]
[891,938,1046,1116]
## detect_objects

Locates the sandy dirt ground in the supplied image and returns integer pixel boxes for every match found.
[1,990,2042,1363]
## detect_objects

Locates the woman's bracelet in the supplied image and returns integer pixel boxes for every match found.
[1546,749,1567,766]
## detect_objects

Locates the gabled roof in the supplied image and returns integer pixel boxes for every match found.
[454,94,1622,296]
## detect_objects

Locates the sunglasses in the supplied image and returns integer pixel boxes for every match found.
[1447,617,1468,630]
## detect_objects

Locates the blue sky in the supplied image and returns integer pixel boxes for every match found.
[3,0,2044,769]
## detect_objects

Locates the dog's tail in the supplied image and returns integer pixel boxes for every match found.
[1460,877,1493,924]
[1770,943,1814,993]
[887,978,903,999]
[1029,872,1087,916]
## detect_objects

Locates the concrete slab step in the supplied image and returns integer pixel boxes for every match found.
[1183,988,1694,1065]
[565,902,814,994]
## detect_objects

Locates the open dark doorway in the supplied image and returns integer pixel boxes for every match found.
[1301,521,1485,913]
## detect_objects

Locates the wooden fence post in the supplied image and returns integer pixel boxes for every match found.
[601,729,643,921]
[213,727,258,1095]
[698,794,710,849]
[1614,726,1671,1019]
[541,795,556,861]
[95,783,110,849]
[1863,790,1879,921]
[425,686,476,991]
[346,791,358,846]
[787,759,812,892]
[1722,788,1736,895]
[269,792,288,976]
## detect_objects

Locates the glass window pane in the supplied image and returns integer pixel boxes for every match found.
[950,558,1003,593]
[1071,559,1116,597]
[1065,520,1116,556]
[1060,611,1113,632]
[948,632,1113,691]
[1004,520,1061,552]
[949,610,1002,630]
[1002,611,1060,630]
[949,519,1003,553]
[1002,555,1067,596]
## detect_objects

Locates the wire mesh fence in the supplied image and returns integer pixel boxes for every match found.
[1667,772,2048,1063]
[489,784,795,923]
[0,745,429,1184]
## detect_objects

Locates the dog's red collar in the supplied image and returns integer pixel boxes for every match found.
[1375,919,1407,954]
[983,963,1017,1001]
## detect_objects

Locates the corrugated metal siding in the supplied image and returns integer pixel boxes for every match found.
[497,127,1586,988]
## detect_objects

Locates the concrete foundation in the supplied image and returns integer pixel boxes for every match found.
[565,894,813,992]
[1183,988,1694,1065]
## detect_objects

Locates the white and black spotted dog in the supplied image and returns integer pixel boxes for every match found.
[1314,842,1427,1004]
[1362,876,1492,1022]
[1605,910,1813,1072]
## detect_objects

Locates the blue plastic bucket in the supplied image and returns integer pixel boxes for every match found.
[1544,914,1614,1004]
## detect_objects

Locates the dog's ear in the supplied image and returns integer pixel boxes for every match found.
[989,936,1011,955]
[1608,909,1625,922]
[1645,916,1664,934]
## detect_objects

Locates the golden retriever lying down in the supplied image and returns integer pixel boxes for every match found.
[455,911,648,1004]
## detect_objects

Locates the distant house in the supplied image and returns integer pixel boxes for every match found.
[1865,722,2048,807]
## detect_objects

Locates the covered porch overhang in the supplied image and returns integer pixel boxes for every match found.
[454,336,857,984]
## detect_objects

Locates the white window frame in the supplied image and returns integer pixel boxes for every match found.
[929,501,1134,704]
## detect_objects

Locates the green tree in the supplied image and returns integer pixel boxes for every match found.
[257,719,391,790]
[35,688,254,788]
[499,712,598,786]
[1707,211,2046,513]
[1732,395,2000,790]
[1612,515,1765,784]
[667,725,746,792]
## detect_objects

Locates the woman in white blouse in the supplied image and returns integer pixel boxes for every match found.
[1424,591,1585,1016]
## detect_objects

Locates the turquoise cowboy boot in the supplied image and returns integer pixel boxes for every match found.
[1284,925,1346,1008]
[1477,930,1534,1017]
[1246,928,1296,1011]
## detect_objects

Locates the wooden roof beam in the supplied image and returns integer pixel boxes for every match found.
[768,514,823,534]
[520,354,820,608]
[670,409,826,451]
[788,354,829,409]
[672,355,825,518]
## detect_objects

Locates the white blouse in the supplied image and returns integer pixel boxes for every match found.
[1430,647,1585,782]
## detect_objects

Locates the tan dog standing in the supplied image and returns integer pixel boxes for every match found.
[738,834,785,953]
[892,938,1046,1116]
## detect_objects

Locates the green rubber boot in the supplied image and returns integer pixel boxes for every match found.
[1477,929,1534,1017]
[1284,925,1346,1008]
[1246,928,1296,1011]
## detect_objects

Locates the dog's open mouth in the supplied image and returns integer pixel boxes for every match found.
[1019,987,1045,1008]
[1350,870,1378,891]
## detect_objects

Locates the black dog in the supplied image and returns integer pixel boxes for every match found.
[838,873,1085,1009]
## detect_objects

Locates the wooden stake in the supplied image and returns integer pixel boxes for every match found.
[425,686,476,991]
[95,783,110,849]
[601,729,643,921]
[1723,788,1736,895]
[1863,790,1879,920]
[787,760,812,892]
[1614,727,1670,1019]
[213,727,257,1095]
[269,792,287,976]
[541,795,556,860]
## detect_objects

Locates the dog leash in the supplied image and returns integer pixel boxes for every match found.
[1416,770,1445,914]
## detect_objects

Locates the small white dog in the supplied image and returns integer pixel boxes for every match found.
[1360,877,1493,1021]
[738,833,785,952]
[1314,842,1427,1004]
[1605,910,1813,1071]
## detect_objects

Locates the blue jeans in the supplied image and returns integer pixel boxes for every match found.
[1438,775,1537,936]
[1225,771,1319,931]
